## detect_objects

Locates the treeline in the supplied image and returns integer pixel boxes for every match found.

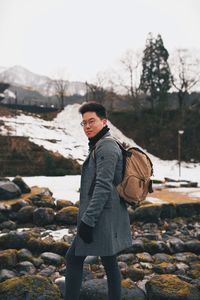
[109,108,200,162]
[85,32,200,113]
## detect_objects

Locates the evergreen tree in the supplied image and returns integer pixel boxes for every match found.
[140,33,171,109]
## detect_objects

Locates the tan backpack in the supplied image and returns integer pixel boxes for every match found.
[116,144,154,207]
[93,137,154,207]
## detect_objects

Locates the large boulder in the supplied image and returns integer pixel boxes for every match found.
[79,278,146,300]
[146,274,200,300]
[0,275,61,299]
[0,231,31,250]
[27,237,69,256]
[0,181,21,200]
[12,176,31,194]
[132,204,162,221]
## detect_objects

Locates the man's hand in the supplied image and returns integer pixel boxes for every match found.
[78,221,93,244]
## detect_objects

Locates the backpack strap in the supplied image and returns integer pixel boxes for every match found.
[92,136,119,159]
[92,136,130,178]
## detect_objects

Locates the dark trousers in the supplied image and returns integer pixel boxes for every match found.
[65,239,122,300]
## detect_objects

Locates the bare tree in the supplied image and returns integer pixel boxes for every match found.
[170,49,200,110]
[119,49,142,108]
[53,78,69,110]
[85,72,107,104]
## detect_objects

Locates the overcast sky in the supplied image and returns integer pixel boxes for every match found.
[0,0,200,81]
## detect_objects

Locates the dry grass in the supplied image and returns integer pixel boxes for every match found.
[151,188,200,204]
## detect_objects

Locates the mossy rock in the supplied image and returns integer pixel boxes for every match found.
[33,207,55,226]
[143,240,168,255]
[0,275,61,299]
[56,199,74,209]
[188,262,200,279]
[153,262,176,274]
[11,199,32,212]
[123,266,145,281]
[55,206,78,225]
[0,231,31,250]
[160,203,176,219]
[74,200,80,207]
[0,249,18,269]
[121,278,135,289]
[17,206,35,223]
[133,204,162,221]
[80,278,146,300]
[27,237,69,256]
[35,195,55,208]
[146,274,200,300]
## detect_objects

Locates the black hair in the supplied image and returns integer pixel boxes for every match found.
[79,102,107,119]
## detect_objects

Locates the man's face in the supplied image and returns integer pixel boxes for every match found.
[81,111,107,138]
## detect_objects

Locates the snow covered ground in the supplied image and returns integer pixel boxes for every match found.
[1,103,200,202]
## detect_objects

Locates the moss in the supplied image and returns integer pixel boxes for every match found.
[159,262,170,268]
[56,199,73,209]
[0,231,31,250]
[0,275,61,299]
[56,205,79,225]
[146,274,199,297]
[62,206,79,213]
[121,278,135,289]
[188,262,200,279]
[27,237,69,255]
[0,249,18,268]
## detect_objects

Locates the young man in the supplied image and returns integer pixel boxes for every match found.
[65,102,132,300]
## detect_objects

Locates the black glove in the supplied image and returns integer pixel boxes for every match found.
[78,221,93,244]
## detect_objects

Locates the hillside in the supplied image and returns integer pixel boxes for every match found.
[0,104,200,180]
[0,136,80,176]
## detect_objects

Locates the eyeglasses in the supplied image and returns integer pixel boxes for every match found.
[80,119,97,127]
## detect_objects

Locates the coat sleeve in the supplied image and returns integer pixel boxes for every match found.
[81,140,120,227]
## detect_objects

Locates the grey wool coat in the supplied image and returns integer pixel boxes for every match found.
[74,132,132,256]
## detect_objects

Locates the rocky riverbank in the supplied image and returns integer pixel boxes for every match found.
[0,176,200,299]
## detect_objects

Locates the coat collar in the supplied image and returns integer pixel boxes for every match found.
[83,131,111,165]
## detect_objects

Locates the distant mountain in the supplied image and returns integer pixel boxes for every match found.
[0,66,7,73]
[0,65,86,96]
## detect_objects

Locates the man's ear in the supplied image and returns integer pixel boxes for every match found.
[103,119,107,126]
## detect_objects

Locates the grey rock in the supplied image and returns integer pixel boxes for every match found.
[167,237,185,253]
[0,220,16,230]
[79,278,146,300]
[17,205,35,223]
[12,176,31,194]
[0,269,17,283]
[17,248,33,261]
[17,261,36,275]
[185,240,200,254]
[0,181,21,200]
[39,265,56,276]
[84,256,99,265]
[40,252,63,266]
[117,253,135,264]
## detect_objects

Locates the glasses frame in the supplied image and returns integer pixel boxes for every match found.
[80,118,98,127]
